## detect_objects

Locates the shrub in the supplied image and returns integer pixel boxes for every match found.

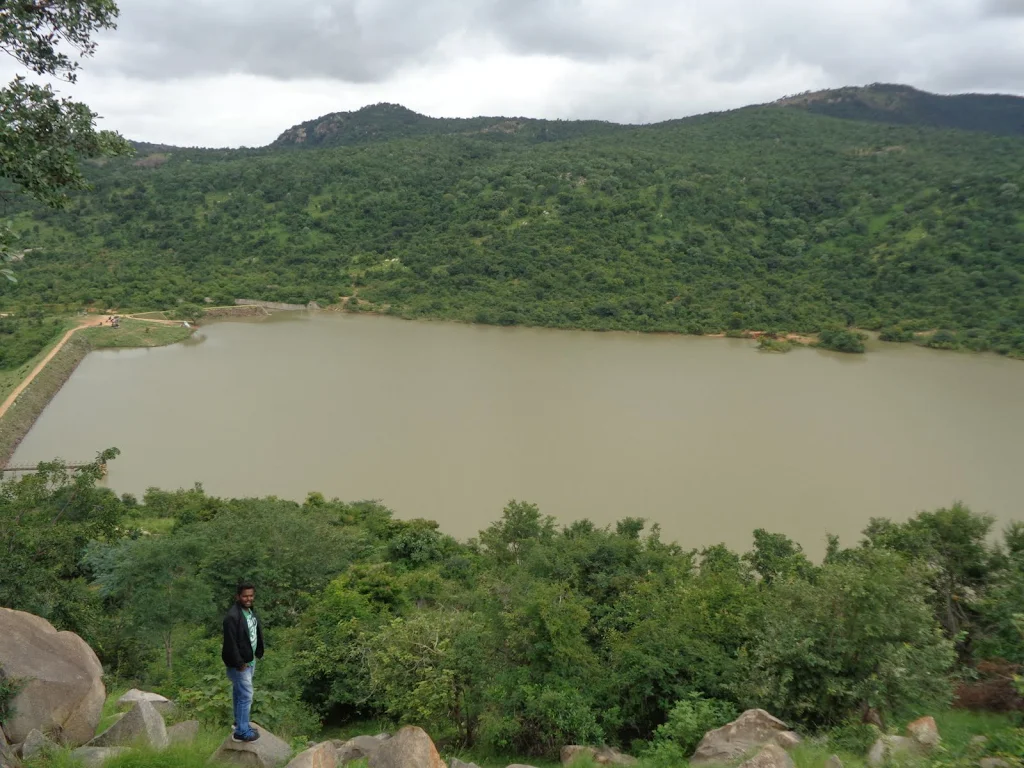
[642,692,738,762]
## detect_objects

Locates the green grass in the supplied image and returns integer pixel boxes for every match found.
[80,319,192,349]
[0,317,74,404]
[96,686,131,734]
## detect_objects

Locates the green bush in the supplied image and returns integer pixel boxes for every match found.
[642,693,738,762]
[816,328,866,353]
[827,720,880,755]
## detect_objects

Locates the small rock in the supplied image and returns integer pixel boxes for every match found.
[691,709,793,765]
[450,760,480,768]
[286,742,337,768]
[970,735,989,748]
[18,729,55,760]
[70,746,129,767]
[167,719,199,745]
[867,735,918,767]
[506,765,541,768]
[115,689,175,715]
[738,745,794,768]
[87,700,168,750]
[979,759,1011,768]
[826,755,843,768]
[210,722,292,768]
[905,715,940,750]
[368,726,445,768]
[335,734,387,763]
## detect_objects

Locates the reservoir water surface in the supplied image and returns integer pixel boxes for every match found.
[12,313,1024,554]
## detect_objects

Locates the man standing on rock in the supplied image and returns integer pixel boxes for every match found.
[222,582,264,743]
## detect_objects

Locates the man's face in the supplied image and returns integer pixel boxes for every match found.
[238,588,255,609]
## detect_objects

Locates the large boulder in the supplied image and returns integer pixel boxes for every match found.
[210,722,292,768]
[116,689,175,715]
[368,726,445,768]
[70,747,129,767]
[0,608,105,746]
[690,710,799,765]
[167,720,200,745]
[334,734,388,763]
[87,700,168,750]
[738,744,795,768]
[286,742,336,768]
[867,735,918,767]
[905,716,940,750]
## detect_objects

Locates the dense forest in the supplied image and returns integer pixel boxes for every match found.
[1,453,1022,764]
[0,87,1022,362]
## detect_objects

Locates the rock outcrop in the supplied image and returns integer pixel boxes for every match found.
[690,710,800,765]
[211,722,292,768]
[116,689,175,714]
[368,726,445,768]
[0,607,105,746]
[286,742,337,768]
[86,700,168,749]
[449,759,480,768]
[738,744,795,768]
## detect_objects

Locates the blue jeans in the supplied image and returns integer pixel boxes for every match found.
[226,665,255,737]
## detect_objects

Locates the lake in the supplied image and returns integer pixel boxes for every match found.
[11,313,1024,555]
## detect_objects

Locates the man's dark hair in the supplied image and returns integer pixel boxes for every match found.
[236,581,255,595]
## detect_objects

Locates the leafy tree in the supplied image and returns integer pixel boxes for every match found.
[741,548,955,728]
[862,503,993,644]
[478,500,556,565]
[743,528,814,584]
[0,0,131,278]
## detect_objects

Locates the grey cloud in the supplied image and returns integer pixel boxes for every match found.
[983,0,1024,17]
[98,0,465,82]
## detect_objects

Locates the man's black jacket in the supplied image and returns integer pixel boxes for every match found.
[221,602,265,668]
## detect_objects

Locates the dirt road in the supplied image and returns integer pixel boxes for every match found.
[0,315,110,420]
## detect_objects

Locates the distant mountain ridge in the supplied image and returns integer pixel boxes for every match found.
[271,102,625,149]
[775,83,1024,136]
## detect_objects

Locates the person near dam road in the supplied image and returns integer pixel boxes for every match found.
[222,581,264,742]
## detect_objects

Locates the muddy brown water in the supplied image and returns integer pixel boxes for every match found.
[11,313,1024,555]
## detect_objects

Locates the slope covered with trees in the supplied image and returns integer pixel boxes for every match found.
[777,83,1024,136]
[1,455,1022,763]
[2,96,1023,356]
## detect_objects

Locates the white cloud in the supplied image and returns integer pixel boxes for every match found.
[4,0,1023,146]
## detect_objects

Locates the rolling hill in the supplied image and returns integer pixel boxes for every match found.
[3,85,1023,356]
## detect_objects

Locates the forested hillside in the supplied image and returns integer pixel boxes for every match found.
[3,96,1023,355]
[777,83,1024,136]
[2,455,1023,762]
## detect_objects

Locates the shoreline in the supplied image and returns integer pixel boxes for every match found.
[0,318,195,467]
[0,335,92,466]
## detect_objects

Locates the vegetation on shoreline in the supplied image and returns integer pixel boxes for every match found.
[0,336,91,464]
[0,321,193,465]
[2,457,1022,764]
[2,95,1022,361]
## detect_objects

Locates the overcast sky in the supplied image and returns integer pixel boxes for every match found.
[9,0,1024,147]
